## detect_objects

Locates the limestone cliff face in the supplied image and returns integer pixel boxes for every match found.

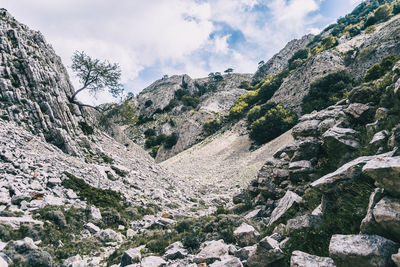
[271,13,400,115]
[0,9,86,155]
[251,34,314,85]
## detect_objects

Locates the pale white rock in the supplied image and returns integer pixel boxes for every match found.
[84,223,100,234]
[268,191,302,226]
[140,256,166,267]
[290,250,335,267]
[194,240,229,264]
[121,245,145,267]
[233,223,260,247]
[209,255,243,267]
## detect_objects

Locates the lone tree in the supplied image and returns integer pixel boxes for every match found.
[224,68,234,73]
[70,51,123,104]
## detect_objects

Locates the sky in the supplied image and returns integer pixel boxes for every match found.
[2,0,362,105]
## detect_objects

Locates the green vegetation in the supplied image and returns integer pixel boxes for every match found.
[249,103,297,145]
[365,25,376,34]
[144,100,153,107]
[203,119,221,136]
[181,95,200,109]
[144,131,179,157]
[78,121,94,135]
[301,70,353,114]
[364,55,399,82]
[62,172,124,210]
[288,49,309,70]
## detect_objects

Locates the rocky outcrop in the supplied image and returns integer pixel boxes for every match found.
[290,250,335,267]
[252,34,314,85]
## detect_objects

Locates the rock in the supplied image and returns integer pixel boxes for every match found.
[322,126,360,152]
[163,241,188,260]
[292,120,321,139]
[362,156,400,197]
[209,255,243,267]
[290,250,335,267]
[329,234,399,267]
[10,194,30,205]
[233,223,260,247]
[140,256,166,267]
[360,188,384,235]
[375,108,389,121]
[369,130,389,147]
[372,196,400,242]
[83,223,100,234]
[245,209,262,219]
[90,206,102,221]
[268,191,302,226]
[121,246,144,267]
[285,214,321,235]
[194,240,229,264]
[126,229,135,239]
[234,245,257,260]
[95,229,123,243]
[288,160,314,182]
[47,178,62,187]
[344,103,372,121]
[63,254,87,267]
[311,156,374,193]
[392,249,400,267]
[246,236,284,267]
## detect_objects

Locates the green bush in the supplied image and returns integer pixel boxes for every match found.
[203,119,221,136]
[257,69,289,102]
[181,95,200,108]
[145,100,153,107]
[301,70,353,114]
[373,4,392,21]
[364,55,399,82]
[164,132,178,149]
[249,103,297,145]
[174,89,190,100]
[78,121,94,135]
[144,128,156,138]
[394,3,400,14]
[288,49,309,70]
[321,35,338,50]
[365,25,376,34]
[62,172,124,210]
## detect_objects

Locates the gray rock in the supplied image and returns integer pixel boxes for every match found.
[163,241,188,260]
[140,256,166,267]
[286,214,321,235]
[63,254,87,267]
[194,240,229,264]
[360,188,384,235]
[344,103,372,120]
[369,130,389,146]
[245,209,262,219]
[292,120,321,139]
[322,126,360,152]
[121,246,144,267]
[90,206,102,221]
[268,191,302,226]
[372,196,400,242]
[362,156,400,197]
[11,194,30,205]
[290,250,335,267]
[47,178,62,187]
[95,229,123,243]
[234,245,256,260]
[247,236,284,267]
[83,223,100,234]
[126,229,135,239]
[329,234,399,267]
[392,249,400,267]
[233,223,260,247]
[209,255,243,267]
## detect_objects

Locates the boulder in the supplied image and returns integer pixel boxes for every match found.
[194,240,229,264]
[233,223,260,247]
[322,126,360,152]
[344,103,372,121]
[392,249,400,267]
[234,245,257,260]
[63,255,87,267]
[83,223,100,234]
[329,234,399,267]
[288,160,314,182]
[360,188,384,235]
[95,229,123,243]
[90,206,102,221]
[292,120,321,139]
[290,250,335,267]
[285,214,322,235]
[140,256,166,267]
[246,236,284,267]
[362,156,400,197]
[369,130,389,146]
[121,246,144,267]
[209,256,243,267]
[268,191,302,226]
[163,241,188,260]
[372,197,400,242]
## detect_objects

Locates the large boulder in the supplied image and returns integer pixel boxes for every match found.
[372,197,400,242]
[322,126,360,153]
[362,156,400,197]
[209,256,243,267]
[163,241,188,260]
[329,234,399,267]
[194,240,229,264]
[120,246,144,267]
[292,120,321,139]
[233,223,260,247]
[268,191,301,226]
[95,229,123,243]
[290,250,335,267]
[140,256,166,267]
[246,236,284,267]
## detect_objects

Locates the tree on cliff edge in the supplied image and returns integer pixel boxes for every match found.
[69,51,123,105]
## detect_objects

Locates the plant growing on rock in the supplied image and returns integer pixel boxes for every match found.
[69,51,124,107]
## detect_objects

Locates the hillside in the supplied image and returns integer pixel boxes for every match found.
[1,1,400,267]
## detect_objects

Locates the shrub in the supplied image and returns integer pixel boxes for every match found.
[365,25,376,34]
[145,100,153,107]
[78,121,94,135]
[238,81,251,90]
[348,25,361,37]
[247,105,262,125]
[321,35,338,50]
[150,145,160,158]
[144,128,156,138]
[373,4,391,22]
[203,119,220,136]
[301,70,353,114]
[181,95,200,108]
[174,89,189,100]
[364,55,399,82]
[249,104,297,145]
[62,172,124,210]
[394,3,400,14]
[164,133,178,149]
[257,69,289,102]
[288,49,309,70]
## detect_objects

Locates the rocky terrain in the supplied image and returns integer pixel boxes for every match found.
[1,0,400,267]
